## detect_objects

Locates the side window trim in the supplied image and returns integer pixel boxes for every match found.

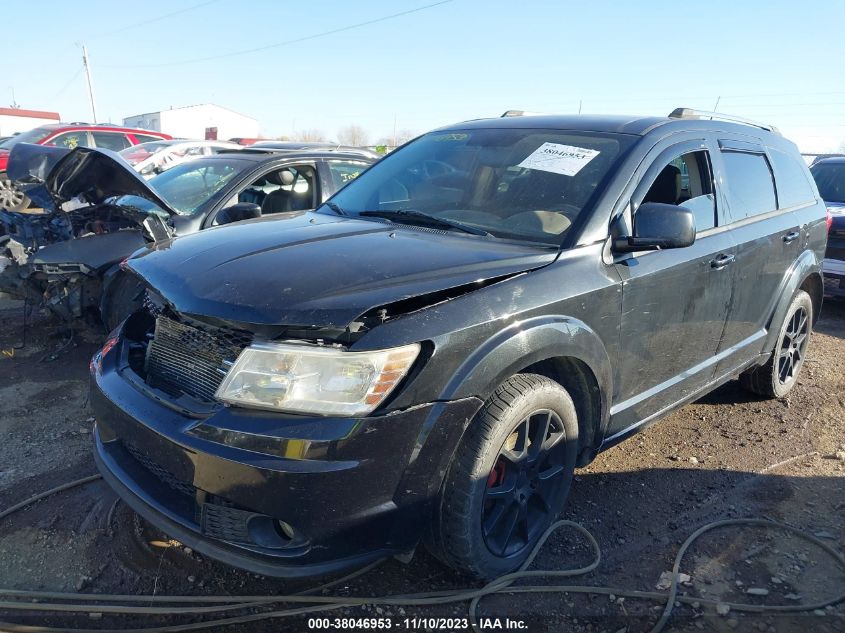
[717,138,765,153]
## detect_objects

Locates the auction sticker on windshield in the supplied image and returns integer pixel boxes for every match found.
[518,142,599,176]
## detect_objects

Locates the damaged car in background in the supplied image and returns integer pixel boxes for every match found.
[0,143,375,328]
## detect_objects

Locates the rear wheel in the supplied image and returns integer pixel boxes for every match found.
[739,290,812,398]
[429,373,578,579]
[0,172,29,211]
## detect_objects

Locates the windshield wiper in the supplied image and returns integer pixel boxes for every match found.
[358,209,491,236]
[323,201,346,216]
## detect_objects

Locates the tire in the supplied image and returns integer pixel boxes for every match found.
[101,272,145,332]
[739,289,812,398]
[0,172,30,212]
[429,373,579,579]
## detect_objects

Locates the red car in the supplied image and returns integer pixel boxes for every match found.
[0,124,171,211]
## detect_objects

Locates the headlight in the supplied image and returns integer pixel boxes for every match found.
[214,342,420,416]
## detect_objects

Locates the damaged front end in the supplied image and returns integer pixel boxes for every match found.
[0,144,176,322]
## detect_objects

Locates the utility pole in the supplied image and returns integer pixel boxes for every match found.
[81,45,98,123]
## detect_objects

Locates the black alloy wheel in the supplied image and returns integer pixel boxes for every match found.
[429,373,578,579]
[739,289,813,398]
[777,305,809,385]
[482,409,568,557]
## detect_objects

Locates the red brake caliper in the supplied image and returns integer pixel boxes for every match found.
[487,460,506,488]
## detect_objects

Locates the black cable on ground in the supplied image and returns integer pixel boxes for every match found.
[0,475,842,633]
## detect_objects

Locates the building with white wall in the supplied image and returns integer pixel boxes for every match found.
[122,104,260,141]
[0,107,61,136]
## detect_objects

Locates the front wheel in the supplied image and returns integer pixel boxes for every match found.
[429,373,579,579]
[739,289,813,398]
[0,172,30,211]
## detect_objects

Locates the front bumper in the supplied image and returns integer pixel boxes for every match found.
[90,334,482,578]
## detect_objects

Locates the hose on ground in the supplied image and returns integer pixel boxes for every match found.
[0,474,842,633]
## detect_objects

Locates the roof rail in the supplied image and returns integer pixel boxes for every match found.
[500,110,546,118]
[669,108,779,134]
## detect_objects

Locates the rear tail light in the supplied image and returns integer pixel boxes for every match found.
[827,208,834,232]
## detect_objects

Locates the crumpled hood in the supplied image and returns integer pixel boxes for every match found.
[127,212,557,329]
[7,143,176,214]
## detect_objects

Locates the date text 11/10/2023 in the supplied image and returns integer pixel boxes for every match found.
[306,617,529,630]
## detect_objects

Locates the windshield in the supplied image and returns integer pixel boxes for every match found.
[320,127,635,244]
[112,157,247,216]
[810,162,845,203]
[0,127,53,150]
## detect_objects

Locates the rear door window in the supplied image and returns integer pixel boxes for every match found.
[91,131,132,151]
[326,160,370,190]
[720,151,777,220]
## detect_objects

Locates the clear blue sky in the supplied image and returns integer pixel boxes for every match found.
[2,0,844,151]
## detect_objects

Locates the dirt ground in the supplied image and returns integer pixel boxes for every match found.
[0,296,843,633]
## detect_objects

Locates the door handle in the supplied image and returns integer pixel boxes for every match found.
[782,231,800,244]
[710,253,735,269]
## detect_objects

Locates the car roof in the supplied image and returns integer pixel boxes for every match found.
[813,156,845,165]
[33,122,170,135]
[205,149,377,163]
[433,113,783,139]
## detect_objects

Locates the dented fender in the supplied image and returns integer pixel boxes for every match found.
[439,314,612,436]
[762,248,823,354]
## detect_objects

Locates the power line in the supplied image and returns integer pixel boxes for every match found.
[100,0,453,69]
[89,0,220,40]
[44,68,83,104]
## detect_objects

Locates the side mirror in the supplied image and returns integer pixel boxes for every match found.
[216,202,262,225]
[614,202,695,252]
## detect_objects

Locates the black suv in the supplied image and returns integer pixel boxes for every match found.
[90,109,827,580]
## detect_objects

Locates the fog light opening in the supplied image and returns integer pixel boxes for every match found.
[276,520,295,540]
[245,515,296,549]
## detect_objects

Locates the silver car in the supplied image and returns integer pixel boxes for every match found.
[119,139,241,177]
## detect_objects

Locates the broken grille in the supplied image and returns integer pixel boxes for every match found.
[144,315,252,402]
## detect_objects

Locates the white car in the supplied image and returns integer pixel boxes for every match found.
[119,140,241,177]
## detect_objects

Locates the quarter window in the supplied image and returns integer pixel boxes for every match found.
[720,151,777,220]
[768,148,817,208]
